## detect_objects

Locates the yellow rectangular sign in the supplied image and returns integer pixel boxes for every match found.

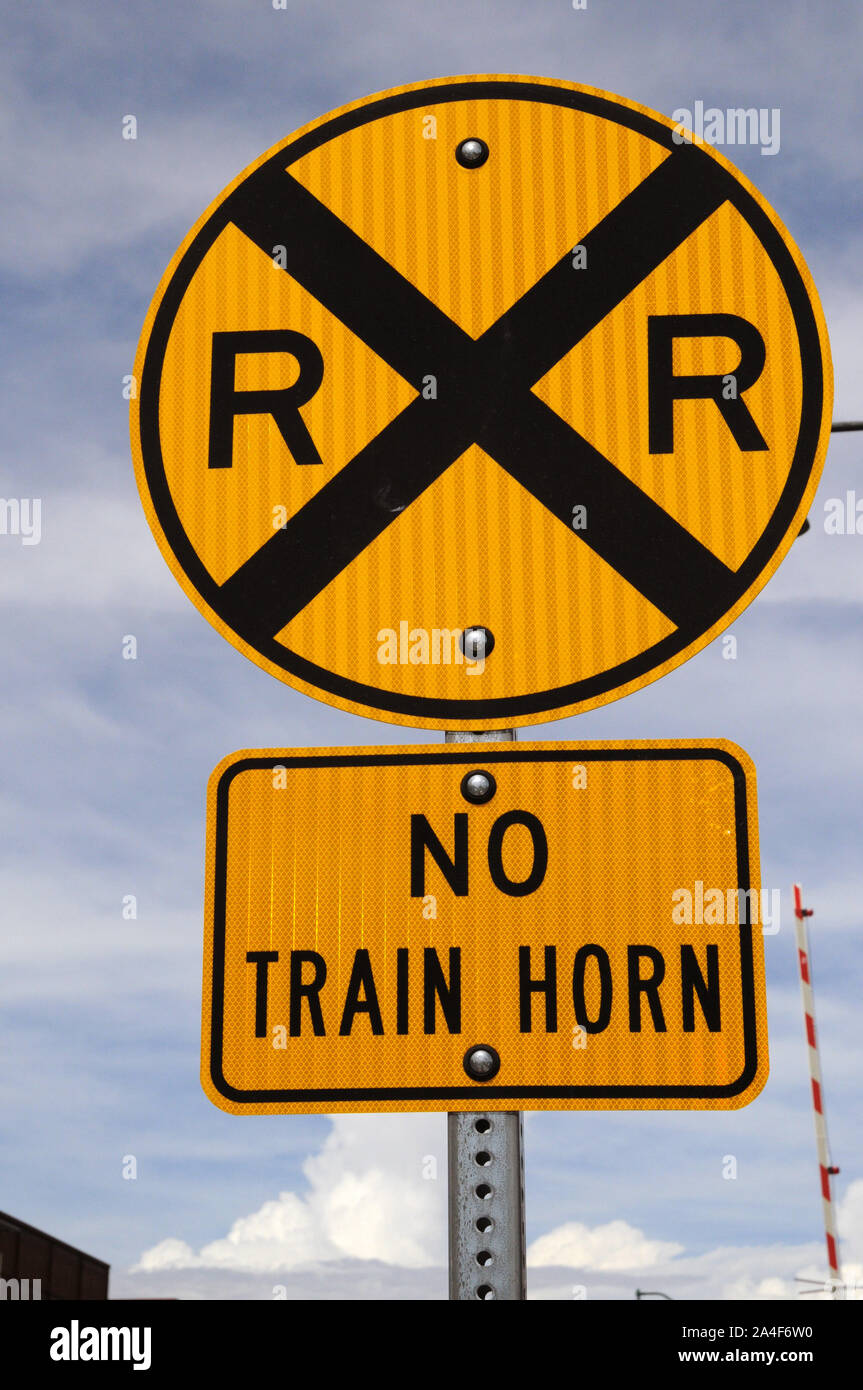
[201,740,767,1114]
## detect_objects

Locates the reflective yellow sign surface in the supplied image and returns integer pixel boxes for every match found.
[202,741,767,1114]
[132,76,831,727]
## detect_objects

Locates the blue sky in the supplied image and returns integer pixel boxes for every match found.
[1,0,862,1299]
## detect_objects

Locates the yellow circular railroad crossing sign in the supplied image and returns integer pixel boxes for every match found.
[131,75,832,729]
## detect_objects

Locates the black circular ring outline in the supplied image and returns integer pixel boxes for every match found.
[137,79,825,721]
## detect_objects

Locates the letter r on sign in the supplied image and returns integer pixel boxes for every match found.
[647,313,768,453]
[209,329,325,469]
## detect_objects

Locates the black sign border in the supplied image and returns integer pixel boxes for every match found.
[139,78,825,722]
[207,745,761,1105]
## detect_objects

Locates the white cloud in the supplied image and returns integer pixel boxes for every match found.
[304,1116,443,1266]
[528,1219,683,1271]
[135,1237,202,1272]
[527,1181,863,1301]
[134,1113,446,1274]
[0,61,266,279]
[4,1,862,284]
[838,1180,863,1263]
[140,1192,327,1273]
[122,1228,863,1303]
[0,488,185,611]
[131,1110,863,1300]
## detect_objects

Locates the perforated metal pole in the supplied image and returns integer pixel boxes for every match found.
[445,726,526,1301]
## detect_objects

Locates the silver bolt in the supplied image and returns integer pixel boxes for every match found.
[469,1048,495,1077]
[463,1043,500,1080]
[460,768,497,804]
[456,138,489,168]
[465,772,491,799]
[461,626,495,660]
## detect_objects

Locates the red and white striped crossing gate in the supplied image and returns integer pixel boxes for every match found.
[793,883,842,1297]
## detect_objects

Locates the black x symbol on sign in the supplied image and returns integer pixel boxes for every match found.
[209,145,752,648]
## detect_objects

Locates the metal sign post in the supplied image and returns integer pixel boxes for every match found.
[445,726,525,1301]
[448,1110,525,1301]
